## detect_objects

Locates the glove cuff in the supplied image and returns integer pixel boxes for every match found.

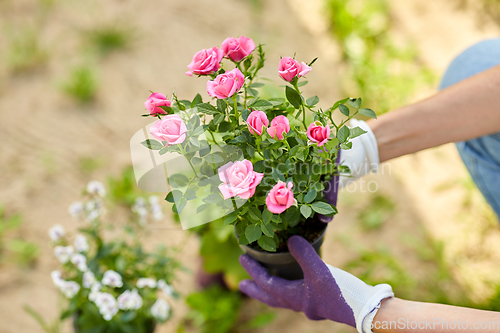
[356,284,394,333]
[350,119,380,173]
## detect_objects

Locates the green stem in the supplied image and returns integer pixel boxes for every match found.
[179,144,199,178]
[292,81,307,129]
[232,96,239,127]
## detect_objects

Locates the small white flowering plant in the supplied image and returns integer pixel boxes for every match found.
[49,180,180,333]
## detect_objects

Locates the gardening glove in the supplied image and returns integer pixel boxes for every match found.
[239,236,394,333]
[318,149,341,223]
[339,119,379,188]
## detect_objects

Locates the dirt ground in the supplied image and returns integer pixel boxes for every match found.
[0,0,499,332]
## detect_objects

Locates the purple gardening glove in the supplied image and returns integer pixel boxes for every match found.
[239,236,394,333]
[318,150,341,223]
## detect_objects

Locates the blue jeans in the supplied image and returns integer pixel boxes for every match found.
[439,38,500,220]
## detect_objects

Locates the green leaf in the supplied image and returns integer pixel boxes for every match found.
[224,215,239,225]
[191,93,203,107]
[308,57,318,66]
[257,236,276,252]
[306,96,320,106]
[217,99,227,113]
[340,142,352,150]
[197,103,219,115]
[272,168,285,182]
[168,174,189,188]
[339,104,350,117]
[300,205,312,219]
[250,82,264,88]
[245,224,262,243]
[304,189,317,204]
[189,137,201,147]
[262,208,273,224]
[359,108,377,119]
[248,206,262,221]
[348,98,361,109]
[349,126,367,139]
[261,221,274,237]
[285,206,300,227]
[285,86,302,109]
[213,113,224,126]
[297,80,308,87]
[311,201,336,215]
[247,88,259,97]
[140,139,163,150]
[165,190,182,203]
[250,99,273,111]
[254,160,266,172]
[332,98,349,110]
[337,126,350,143]
[297,147,309,162]
[218,121,232,132]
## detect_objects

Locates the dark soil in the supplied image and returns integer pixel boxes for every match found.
[249,217,327,253]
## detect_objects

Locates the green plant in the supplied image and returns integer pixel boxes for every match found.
[143,38,375,253]
[6,27,47,73]
[325,0,436,115]
[61,64,98,103]
[180,285,275,333]
[0,206,39,266]
[108,166,147,206]
[42,180,180,332]
[24,305,63,333]
[86,24,133,56]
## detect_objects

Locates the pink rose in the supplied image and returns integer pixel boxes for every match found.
[267,115,290,140]
[145,93,171,115]
[149,114,187,145]
[218,160,263,200]
[207,68,245,99]
[278,57,312,82]
[246,110,269,136]
[266,182,295,214]
[221,36,256,62]
[307,121,331,147]
[186,47,224,76]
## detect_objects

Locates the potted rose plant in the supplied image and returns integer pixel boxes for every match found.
[135,37,376,279]
[47,180,179,333]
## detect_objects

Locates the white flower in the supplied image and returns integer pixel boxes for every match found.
[151,298,170,322]
[102,270,123,288]
[89,282,102,301]
[74,235,89,252]
[48,224,65,241]
[86,180,106,197]
[136,278,156,288]
[70,253,87,272]
[94,292,118,321]
[149,196,159,205]
[85,200,103,222]
[68,201,84,218]
[54,246,74,264]
[151,206,164,222]
[51,270,64,288]
[117,289,143,310]
[157,279,174,297]
[59,281,80,299]
[83,271,96,288]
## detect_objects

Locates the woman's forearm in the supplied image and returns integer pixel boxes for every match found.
[369,64,500,163]
[373,298,500,333]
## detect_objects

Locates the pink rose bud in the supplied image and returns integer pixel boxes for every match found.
[266,115,290,140]
[221,36,256,62]
[207,68,245,99]
[278,57,312,82]
[149,114,187,145]
[307,121,331,147]
[218,160,264,200]
[145,93,171,115]
[266,182,295,214]
[186,46,224,76]
[246,110,269,136]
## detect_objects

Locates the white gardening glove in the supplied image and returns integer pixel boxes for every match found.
[340,119,380,188]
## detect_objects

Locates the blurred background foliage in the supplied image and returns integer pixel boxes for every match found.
[325,0,436,115]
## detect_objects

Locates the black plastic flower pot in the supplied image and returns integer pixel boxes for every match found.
[239,223,327,281]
